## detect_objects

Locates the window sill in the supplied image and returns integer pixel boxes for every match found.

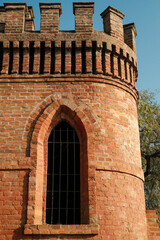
[24,224,99,235]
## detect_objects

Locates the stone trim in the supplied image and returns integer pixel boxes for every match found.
[24,224,99,235]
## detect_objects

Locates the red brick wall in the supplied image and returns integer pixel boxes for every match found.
[147,210,160,239]
[0,2,151,240]
[4,3,26,33]
[40,3,62,33]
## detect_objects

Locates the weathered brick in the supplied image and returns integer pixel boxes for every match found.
[0,2,155,240]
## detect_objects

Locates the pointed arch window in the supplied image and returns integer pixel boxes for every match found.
[46,121,81,224]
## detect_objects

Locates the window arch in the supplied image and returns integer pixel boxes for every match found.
[25,102,98,228]
[46,121,81,224]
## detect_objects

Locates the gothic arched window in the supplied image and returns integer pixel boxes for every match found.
[46,121,81,224]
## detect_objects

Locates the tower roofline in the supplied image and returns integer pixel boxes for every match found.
[28,6,35,19]
[4,2,27,9]
[39,2,62,15]
[123,22,137,36]
[73,2,94,14]
[101,6,125,19]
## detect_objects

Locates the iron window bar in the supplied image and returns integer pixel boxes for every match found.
[46,121,81,224]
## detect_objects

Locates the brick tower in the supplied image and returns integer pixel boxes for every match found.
[0,2,151,240]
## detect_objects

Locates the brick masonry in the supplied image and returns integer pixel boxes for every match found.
[0,2,158,240]
[147,210,160,239]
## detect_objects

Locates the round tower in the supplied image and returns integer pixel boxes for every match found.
[0,2,149,240]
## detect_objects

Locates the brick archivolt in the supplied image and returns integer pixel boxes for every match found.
[23,93,100,158]
[23,93,99,225]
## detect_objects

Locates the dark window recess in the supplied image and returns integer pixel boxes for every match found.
[92,41,97,74]
[0,23,5,33]
[71,41,76,74]
[125,53,129,80]
[0,42,3,72]
[29,41,34,74]
[118,56,121,77]
[46,121,81,225]
[40,41,45,74]
[124,60,127,79]
[119,49,123,78]
[61,41,65,74]
[129,64,132,82]
[110,45,115,75]
[82,41,86,74]
[102,42,106,74]
[50,41,55,74]
[8,41,13,74]
[110,52,114,75]
[19,41,23,74]
[132,58,134,81]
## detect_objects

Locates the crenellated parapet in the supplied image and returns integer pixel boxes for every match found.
[40,3,62,33]
[0,2,138,99]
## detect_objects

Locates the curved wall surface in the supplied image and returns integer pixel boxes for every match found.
[0,2,149,240]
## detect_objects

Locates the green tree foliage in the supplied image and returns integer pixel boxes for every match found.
[138,90,160,214]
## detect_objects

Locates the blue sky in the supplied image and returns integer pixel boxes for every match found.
[0,0,160,103]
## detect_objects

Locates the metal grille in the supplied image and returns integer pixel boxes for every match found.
[46,121,81,224]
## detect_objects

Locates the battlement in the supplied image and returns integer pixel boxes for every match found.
[0,2,137,49]
[0,2,138,98]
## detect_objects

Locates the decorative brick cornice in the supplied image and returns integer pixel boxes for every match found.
[73,2,94,14]
[4,3,27,10]
[39,3,62,15]
[124,23,137,37]
[101,6,125,19]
